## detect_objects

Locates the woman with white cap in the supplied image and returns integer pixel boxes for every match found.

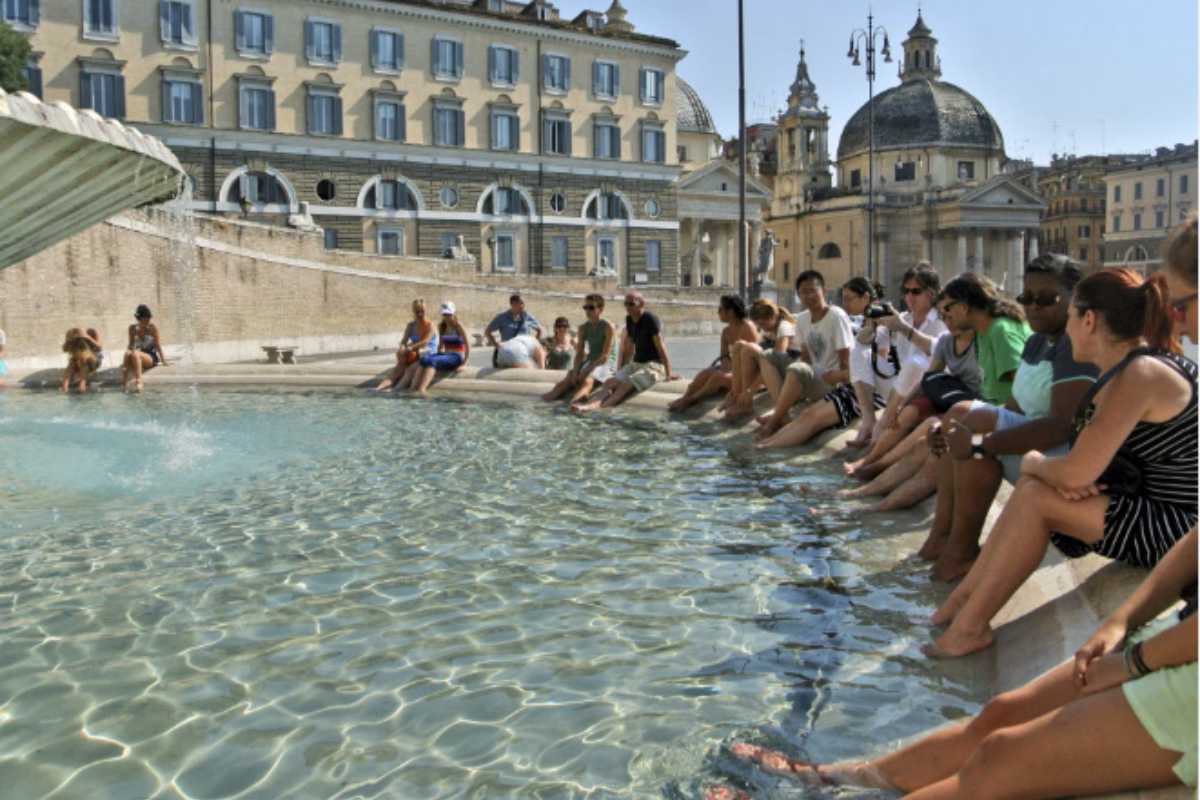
[411,301,470,396]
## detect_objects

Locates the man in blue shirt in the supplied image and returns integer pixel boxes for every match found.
[486,294,545,369]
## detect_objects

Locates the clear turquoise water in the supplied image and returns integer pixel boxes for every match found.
[0,389,983,799]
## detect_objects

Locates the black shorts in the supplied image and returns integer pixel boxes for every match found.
[825,383,886,429]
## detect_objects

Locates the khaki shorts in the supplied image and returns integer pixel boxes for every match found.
[614,361,666,392]
[785,361,833,405]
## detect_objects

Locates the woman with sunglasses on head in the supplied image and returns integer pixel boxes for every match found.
[921,257,1098,581]
[669,295,758,413]
[543,294,616,404]
[930,265,1197,658]
[122,304,168,393]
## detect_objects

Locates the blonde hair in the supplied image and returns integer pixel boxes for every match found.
[411,298,427,315]
[749,298,796,325]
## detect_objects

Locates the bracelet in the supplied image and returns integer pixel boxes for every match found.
[1131,641,1153,676]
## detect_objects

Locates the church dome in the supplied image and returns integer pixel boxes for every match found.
[676,78,716,134]
[837,79,1004,160]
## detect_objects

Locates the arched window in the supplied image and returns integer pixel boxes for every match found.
[586,192,628,221]
[817,242,841,259]
[228,171,289,205]
[365,179,418,210]
[481,186,530,216]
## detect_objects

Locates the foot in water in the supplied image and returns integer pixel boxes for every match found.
[924,624,994,658]
[725,743,893,789]
[704,786,750,800]
[931,549,977,583]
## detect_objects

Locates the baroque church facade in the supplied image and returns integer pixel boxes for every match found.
[765,14,1045,297]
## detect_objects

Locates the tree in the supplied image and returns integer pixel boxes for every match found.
[0,21,32,94]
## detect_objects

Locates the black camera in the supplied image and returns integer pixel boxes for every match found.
[865,302,895,320]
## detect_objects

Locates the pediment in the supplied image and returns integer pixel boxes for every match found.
[678,159,771,199]
[959,176,1045,208]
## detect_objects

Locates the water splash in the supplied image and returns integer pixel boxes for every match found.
[162,174,199,369]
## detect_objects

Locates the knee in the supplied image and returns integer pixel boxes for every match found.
[946,400,974,422]
[969,692,1026,739]
[956,728,1020,800]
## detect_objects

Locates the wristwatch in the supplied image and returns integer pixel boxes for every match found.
[970,433,987,460]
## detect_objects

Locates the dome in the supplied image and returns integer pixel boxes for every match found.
[837,78,1004,160]
[676,78,716,134]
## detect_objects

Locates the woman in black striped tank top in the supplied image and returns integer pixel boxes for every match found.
[929,267,1197,658]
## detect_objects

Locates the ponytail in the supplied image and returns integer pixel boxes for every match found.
[1074,268,1178,353]
[1141,273,1176,352]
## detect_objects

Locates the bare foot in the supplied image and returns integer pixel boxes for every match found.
[931,550,978,583]
[133,379,144,393]
[925,625,994,659]
[916,531,946,561]
[704,786,750,800]
[838,485,875,499]
[572,401,601,414]
[729,743,820,783]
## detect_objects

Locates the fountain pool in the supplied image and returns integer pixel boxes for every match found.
[0,388,986,799]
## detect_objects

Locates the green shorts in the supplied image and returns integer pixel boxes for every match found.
[1122,615,1198,786]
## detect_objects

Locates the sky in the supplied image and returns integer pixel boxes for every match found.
[555,0,1199,164]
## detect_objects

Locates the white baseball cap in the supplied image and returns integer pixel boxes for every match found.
[439,301,456,316]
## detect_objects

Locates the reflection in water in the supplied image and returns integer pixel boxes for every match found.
[0,389,982,798]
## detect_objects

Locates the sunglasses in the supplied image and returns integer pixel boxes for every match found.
[1016,292,1062,307]
[902,287,924,296]
[582,304,596,311]
[1171,291,1198,314]
[624,301,639,307]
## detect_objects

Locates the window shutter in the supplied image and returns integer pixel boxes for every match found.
[332,96,343,135]
[161,80,172,122]
[487,46,496,82]
[542,116,551,153]
[265,90,276,130]
[508,115,519,151]
[397,106,406,141]
[542,55,550,90]
[234,11,245,50]
[26,66,42,99]
[454,42,464,78]
[237,85,248,128]
[182,4,196,45]
[611,126,620,159]
[612,64,620,95]
[84,0,93,30]
[191,83,203,124]
[304,21,314,61]
[79,72,93,109]
[489,112,498,149]
[563,57,570,88]
[159,1,170,41]
[373,180,382,210]
[455,109,465,146]
[639,68,646,102]
[263,15,273,54]
[306,94,315,134]
[592,61,600,95]
[114,75,126,118]
[370,29,378,69]
[511,49,519,83]
[431,39,440,75]
[592,125,600,159]
[332,24,342,63]
[564,122,572,156]
[28,0,39,25]
[396,33,404,67]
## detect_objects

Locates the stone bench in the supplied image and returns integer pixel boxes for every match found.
[262,345,299,365]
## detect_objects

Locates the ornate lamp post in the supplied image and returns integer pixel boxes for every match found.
[847,14,892,283]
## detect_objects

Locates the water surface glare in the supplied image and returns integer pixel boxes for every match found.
[0,389,984,798]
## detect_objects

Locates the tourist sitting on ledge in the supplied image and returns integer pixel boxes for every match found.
[122,304,167,393]
[374,299,437,392]
[669,294,757,413]
[718,298,803,419]
[573,292,678,413]
[543,294,616,404]
[61,327,103,393]
[752,271,857,449]
[409,302,470,397]
[707,526,1198,800]
[486,293,544,369]
[923,257,1096,581]
[543,317,576,370]
[930,266,1198,659]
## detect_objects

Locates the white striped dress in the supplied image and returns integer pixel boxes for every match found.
[1052,349,1198,568]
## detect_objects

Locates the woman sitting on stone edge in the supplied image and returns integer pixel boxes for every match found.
[410,302,470,397]
[707,526,1197,800]
[930,264,1197,658]
[668,294,757,413]
[122,304,167,393]
[719,298,800,419]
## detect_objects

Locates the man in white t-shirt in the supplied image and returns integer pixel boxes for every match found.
[754,270,853,441]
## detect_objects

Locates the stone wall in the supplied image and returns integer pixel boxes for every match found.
[0,211,724,370]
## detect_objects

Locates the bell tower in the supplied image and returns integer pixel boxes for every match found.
[774,43,831,215]
[900,10,941,81]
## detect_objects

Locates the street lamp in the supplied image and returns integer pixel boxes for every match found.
[847,13,892,283]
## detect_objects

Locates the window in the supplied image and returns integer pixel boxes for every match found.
[551,236,568,269]
[644,198,660,218]
[1156,210,1165,228]
[639,67,664,105]
[159,1,196,47]
[80,70,125,118]
[548,192,565,213]
[238,80,275,130]
[440,186,459,208]
[494,233,515,271]
[592,61,619,99]
[305,19,341,65]
[677,145,688,163]
[306,89,343,136]
[894,161,916,181]
[597,237,616,272]
[21,61,42,98]
[490,107,519,151]
[374,95,405,142]
[593,122,620,159]
[484,187,527,215]
[1114,185,1122,203]
[1157,177,1166,197]
[489,45,518,86]
[235,10,273,56]
[432,37,464,80]
[3,0,37,27]
[818,242,841,259]
[368,180,416,210]
[1135,182,1144,200]
[232,172,288,205]
[543,54,570,92]
[1133,213,1142,231]
[316,179,336,201]
[1079,247,1087,261]
[641,124,666,163]
[1078,224,1090,239]
[324,228,338,250]
[433,101,465,147]
[378,228,405,256]
[586,193,627,220]
[645,240,661,271]
[850,169,862,188]
[1112,214,1121,232]
[543,114,571,156]
[1182,175,1190,194]
[162,77,203,124]
[439,232,457,257]
[84,0,117,38]
[371,28,404,72]
[957,161,975,181]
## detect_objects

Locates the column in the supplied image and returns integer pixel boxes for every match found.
[1028,227,1039,260]
[877,235,888,288]
[922,231,932,262]
[957,230,968,272]
[750,221,764,277]
[974,230,985,273]
[1008,232,1023,293]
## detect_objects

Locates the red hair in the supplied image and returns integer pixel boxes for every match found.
[1073,268,1177,352]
